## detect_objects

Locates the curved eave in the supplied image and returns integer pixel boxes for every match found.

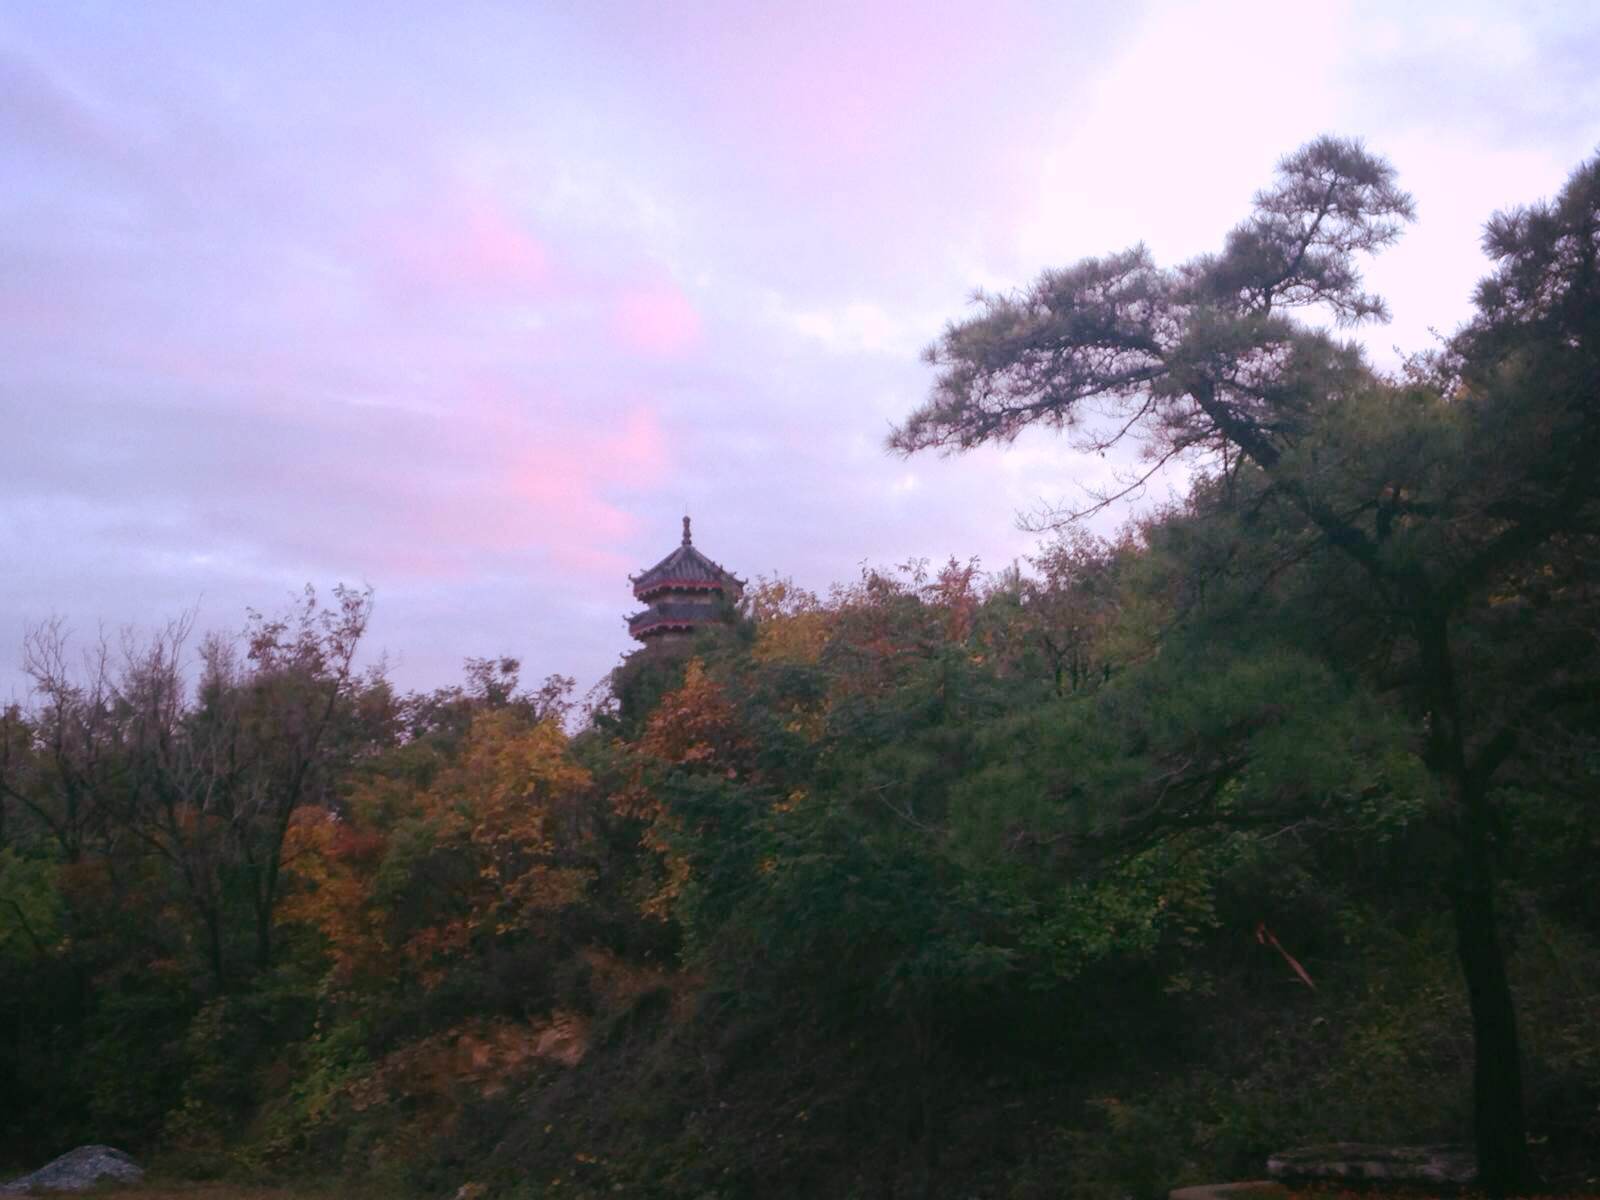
[630,618,706,640]
[629,546,746,592]
[633,578,731,601]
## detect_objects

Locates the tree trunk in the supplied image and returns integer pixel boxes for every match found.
[1451,773,1534,1196]
[1422,614,1532,1195]
[204,905,227,992]
[254,903,272,972]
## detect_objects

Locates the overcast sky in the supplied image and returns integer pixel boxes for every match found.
[4,0,1599,704]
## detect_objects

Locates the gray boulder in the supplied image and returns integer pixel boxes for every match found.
[1,1146,143,1194]
[1267,1143,1477,1186]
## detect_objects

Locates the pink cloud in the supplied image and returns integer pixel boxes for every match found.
[606,0,1030,173]
[368,190,550,299]
[369,389,672,580]
[611,283,702,356]
[601,405,671,479]
[502,405,670,561]
[110,366,677,587]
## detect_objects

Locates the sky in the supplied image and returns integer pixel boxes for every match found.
[4,0,1599,705]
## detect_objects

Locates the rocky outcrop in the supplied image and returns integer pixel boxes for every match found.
[1267,1143,1477,1186]
[533,1011,588,1068]
[1,1146,143,1193]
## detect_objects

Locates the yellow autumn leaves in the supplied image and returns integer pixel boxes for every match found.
[283,709,594,987]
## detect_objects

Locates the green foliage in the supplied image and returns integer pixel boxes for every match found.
[247,1016,375,1172]
[0,847,62,961]
[888,136,1600,1193]
[2,142,1598,1200]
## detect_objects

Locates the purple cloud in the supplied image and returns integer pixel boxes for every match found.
[3,1,1598,705]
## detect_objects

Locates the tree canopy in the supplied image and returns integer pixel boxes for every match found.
[1,141,1597,1200]
[891,137,1600,1195]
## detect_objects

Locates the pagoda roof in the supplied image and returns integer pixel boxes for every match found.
[630,517,745,597]
[627,601,721,638]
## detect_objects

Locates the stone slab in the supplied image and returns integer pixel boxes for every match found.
[1,1146,144,1194]
[1267,1143,1477,1186]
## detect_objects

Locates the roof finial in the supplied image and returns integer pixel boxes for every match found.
[682,514,692,546]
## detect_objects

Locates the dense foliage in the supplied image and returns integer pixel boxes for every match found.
[2,143,1596,1200]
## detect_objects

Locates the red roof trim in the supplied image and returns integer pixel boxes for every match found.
[633,578,731,598]
[631,618,708,638]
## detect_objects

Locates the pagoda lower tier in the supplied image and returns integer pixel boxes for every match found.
[626,517,744,647]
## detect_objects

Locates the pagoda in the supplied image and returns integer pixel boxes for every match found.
[627,516,745,647]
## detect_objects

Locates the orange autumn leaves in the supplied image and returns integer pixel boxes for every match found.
[442,710,592,936]
[282,656,762,979]
[282,709,593,987]
[636,659,749,771]
[280,814,387,984]
[625,659,752,918]
[279,559,1116,976]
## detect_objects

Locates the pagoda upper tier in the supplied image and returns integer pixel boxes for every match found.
[627,517,744,644]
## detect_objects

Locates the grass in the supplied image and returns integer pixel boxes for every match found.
[9,1185,403,1200]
